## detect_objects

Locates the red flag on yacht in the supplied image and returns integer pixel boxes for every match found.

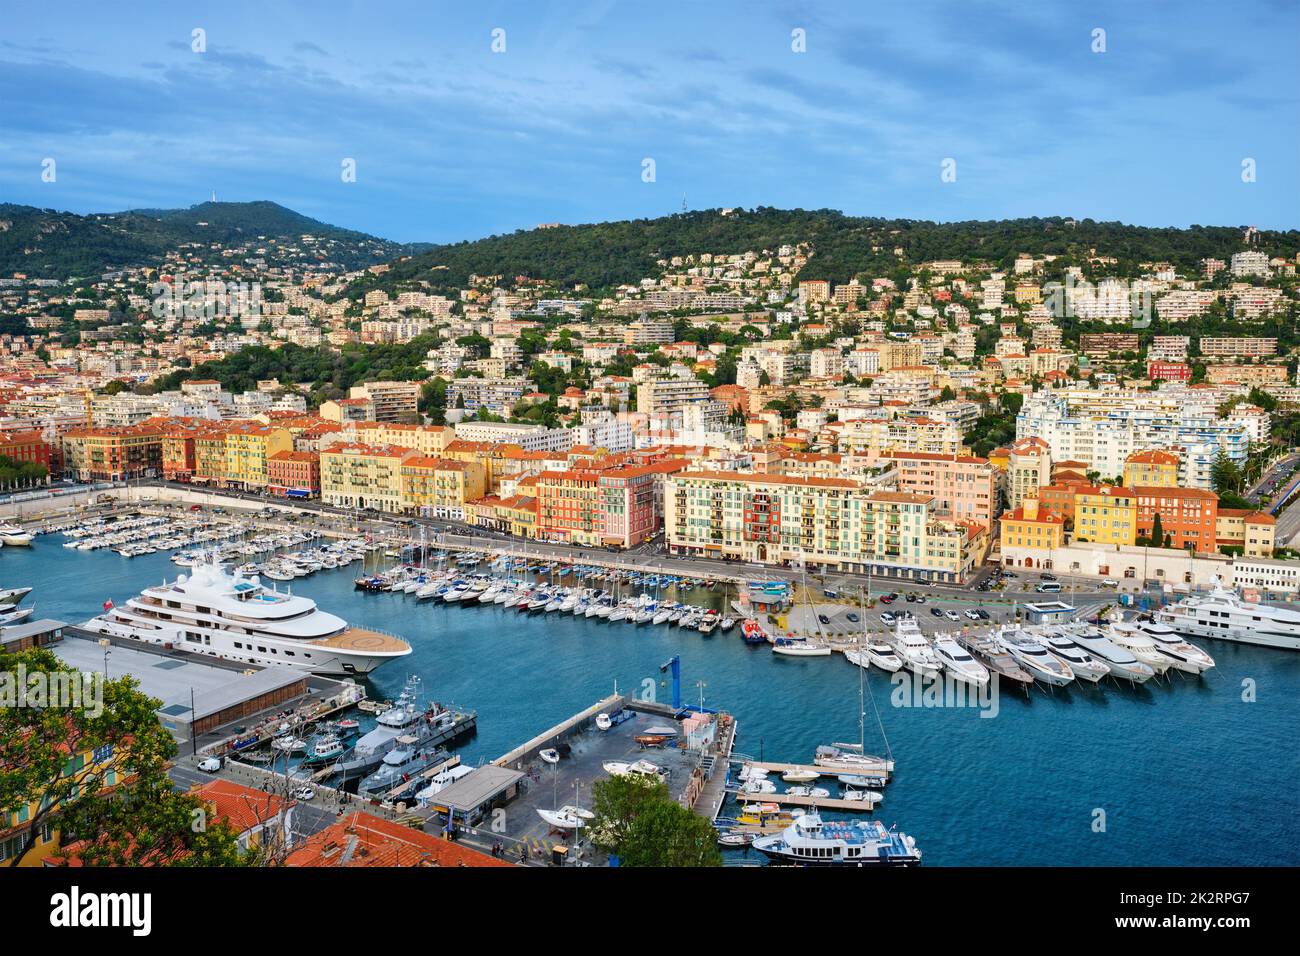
[103,598,114,610]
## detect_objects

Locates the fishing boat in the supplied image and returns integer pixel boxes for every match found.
[300,732,346,765]
[752,812,921,867]
[595,713,612,731]
[539,748,561,764]
[740,619,768,644]
[717,830,755,848]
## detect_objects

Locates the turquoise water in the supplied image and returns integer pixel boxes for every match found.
[11,541,1299,866]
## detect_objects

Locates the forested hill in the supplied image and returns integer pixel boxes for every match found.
[344,207,1299,297]
[0,200,424,279]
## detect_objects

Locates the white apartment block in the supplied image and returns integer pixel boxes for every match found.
[1230,251,1270,277]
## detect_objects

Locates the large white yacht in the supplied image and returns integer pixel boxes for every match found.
[82,558,412,676]
[1154,587,1300,652]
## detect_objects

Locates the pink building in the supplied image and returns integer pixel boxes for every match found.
[879,451,996,528]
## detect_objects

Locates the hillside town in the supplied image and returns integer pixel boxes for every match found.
[1,226,1298,595]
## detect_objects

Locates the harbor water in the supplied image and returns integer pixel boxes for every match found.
[12,542,1299,866]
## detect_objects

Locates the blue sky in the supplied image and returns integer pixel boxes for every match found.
[2,1,1296,242]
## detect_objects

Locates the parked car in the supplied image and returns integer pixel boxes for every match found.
[291,786,316,801]
[846,612,860,623]
[964,609,980,621]
[976,609,991,621]
[1040,573,1057,582]
[817,614,830,625]
[198,757,222,773]
[879,595,895,604]
[930,607,944,617]
[1100,579,1119,588]
[880,611,897,625]
[943,609,960,622]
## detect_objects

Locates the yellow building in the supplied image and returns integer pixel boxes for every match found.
[319,442,411,513]
[2,741,131,867]
[224,424,293,490]
[194,428,231,483]
[343,422,452,456]
[999,498,1066,552]
[399,457,486,520]
[1123,449,1180,488]
[1072,485,1137,546]
[496,494,538,538]
[1216,509,1276,557]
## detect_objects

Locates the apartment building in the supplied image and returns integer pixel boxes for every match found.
[1072,485,1137,547]
[665,472,984,582]
[833,417,963,459]
[1205,364,1289,386]
[399,456,486,520]
[999,498,1066,555]
[1017,392,1250,486]
[1006,437,1052,509]
[319,442,412,513]
[1133,486,1218,553]
[61,423,163,481]
[534,464,661,547]
[453,420,573,451]
[348,380,420,423]
[1079,333,1140,357]
[224,424,293,490]
[1229,251,1270,277]
[1198,337,1277,359]
[446,377,528,417]
[1216,509,1276,557]
[266,450,321,498]
[623,318,675,345]
[878,451,996,526]
[636,377,712,416]
[1123,450,1180,488]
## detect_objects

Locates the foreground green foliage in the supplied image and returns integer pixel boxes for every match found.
[589,773,721,867]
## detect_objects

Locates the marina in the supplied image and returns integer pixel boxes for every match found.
[3,515,1299,865]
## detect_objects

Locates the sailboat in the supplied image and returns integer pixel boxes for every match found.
[819,586,895,778]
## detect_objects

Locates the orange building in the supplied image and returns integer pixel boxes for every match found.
[0,429,51,470]
[1133,486,1218,553]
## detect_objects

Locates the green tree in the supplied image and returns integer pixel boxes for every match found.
[1210,451,1244,496]
[1150,512,1164,549]
[0,646,247,866]
[589,773,720,867]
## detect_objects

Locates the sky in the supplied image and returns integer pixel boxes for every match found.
[1,1,1297,243]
